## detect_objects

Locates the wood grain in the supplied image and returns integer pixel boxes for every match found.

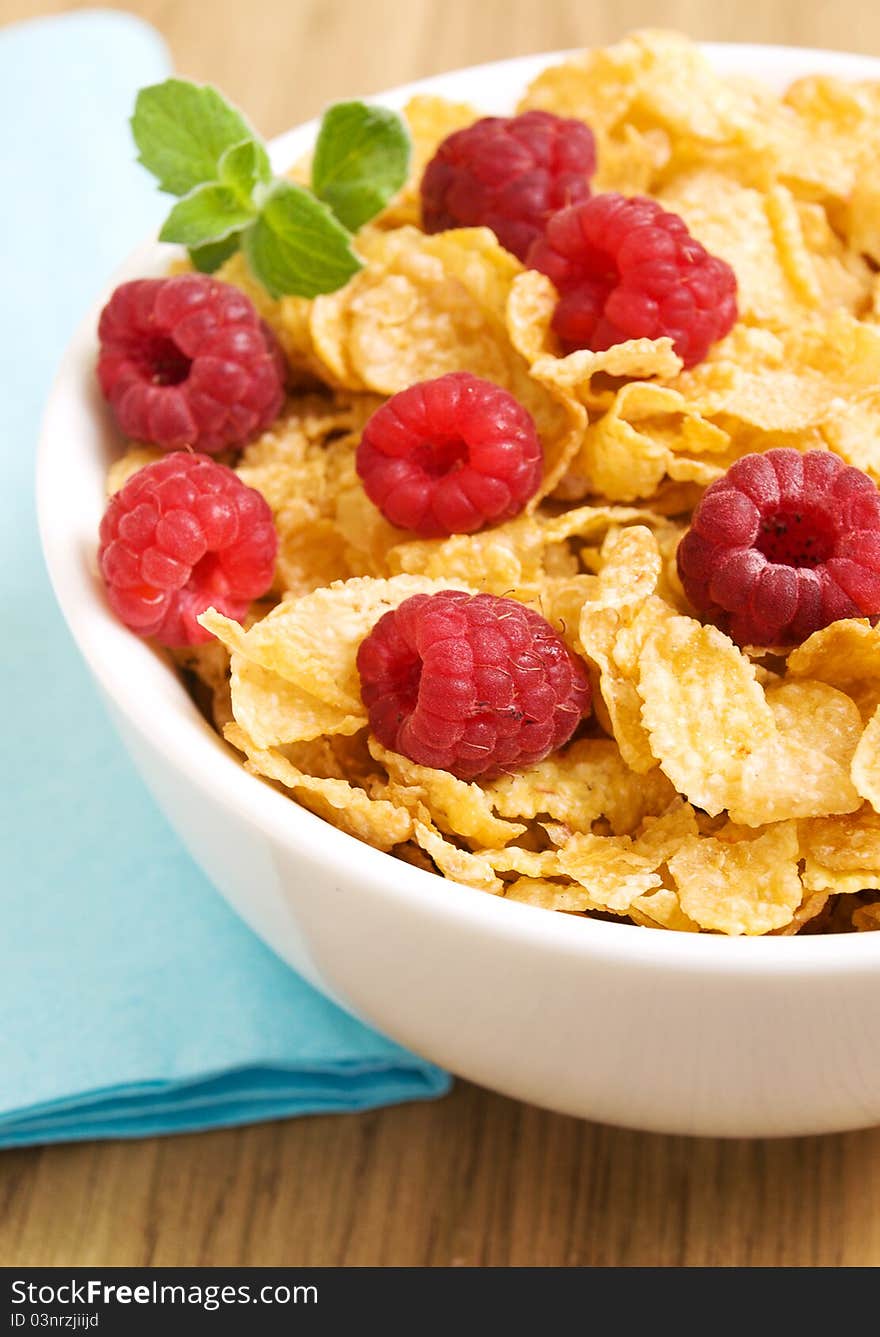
[4,0,880,1268]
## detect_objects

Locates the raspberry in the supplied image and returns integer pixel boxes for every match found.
[356,372,543,538]
[526,193,738,367]
[420,110,596,262]
[357,590,591,779]
[98,452,277,646]
[97,274,285,453]
[677,449,880,646]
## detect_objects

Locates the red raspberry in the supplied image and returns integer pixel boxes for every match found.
[357,590,591,779]
[677,449,880,646]
[97,274,285,453]
[420,110,596,262]
[526,194,738,367]
[98,453,277,646]
[356,372,543,538]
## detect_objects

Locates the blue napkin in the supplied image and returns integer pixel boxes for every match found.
[0,9,450,1148]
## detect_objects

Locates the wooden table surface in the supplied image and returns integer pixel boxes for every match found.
[5,0,880,1268]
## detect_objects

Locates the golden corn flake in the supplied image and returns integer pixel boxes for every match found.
[483,847,562,878]
[636,615,770,812]
[852,705,880,815]
[503,877,603,914]
[848,175,880,266]
[772,890,830,936]
[553,804,697,914]
[591,524,663,613]
[800,806,880,895]
[228,654,365,748]
[576,532,673,774]
[506,270,560,364]
[334,486,405,577]
[369,739,527,847]
[233,395,384,595]
[413,821,505,894]
[272,511,351,599]
[668,821,802,935]
[780,75,880,202]
[629,888,700,932]
[483,737,675,835]
[226,724,413,851]
[786,619,880,717]
[679,316,880,436]
[555,833,663,912]
[577,403,671,502]
[389,514,545,599]
[820,397,880,485]
[659,173,870,326]
[308,226,507,392]
[638,617,863,825]
[739,680,863,825]
[662,173,808,325]
[519,30,764,172]
[531,340,683,413]
[235,395,373,512]
[632,799,700,862]
[540,501,678,546]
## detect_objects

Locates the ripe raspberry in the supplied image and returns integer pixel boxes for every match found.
[356,372,543,538]
[97,274,285,453]
[420,110,596,262]
[526,193,738,367]
[677,449,880,646]
[357,590,591,779]
[98,452,277,646]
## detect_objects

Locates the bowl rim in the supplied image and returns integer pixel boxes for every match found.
[36,38,880,974]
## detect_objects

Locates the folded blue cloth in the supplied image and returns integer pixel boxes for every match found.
[0,9,450,1148]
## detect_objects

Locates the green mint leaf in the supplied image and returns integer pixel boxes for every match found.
[218,139,272,204]
[188,234,242,273]
[159,183,256,247]
[312,101,411,232]
[132,79,259,196]
[242,181,362,298]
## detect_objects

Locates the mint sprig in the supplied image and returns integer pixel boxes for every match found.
[312,101,412,232]
[244,182,362,299]
[133,80,256,196]
[160,185,256,248]
[132,79,411,298]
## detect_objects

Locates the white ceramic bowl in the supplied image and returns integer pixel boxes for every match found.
[38,43,880,1139]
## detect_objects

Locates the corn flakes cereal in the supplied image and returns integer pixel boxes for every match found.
[161,30,880,935]
[786,619,880,718]
[852,706,880,816]
[800,807,880,895]
[556,803,697,913]
[226,724,413,850]
[413,821,505,894]
[501,878,592,913]
[668,821,802,935]
[369,739,527,847]
[629,888,701,932]
[638,616,863,825]
[482,738,675,835]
